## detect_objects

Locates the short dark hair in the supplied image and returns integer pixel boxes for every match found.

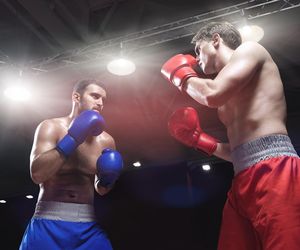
[191,21,242,50]
[73,79,106,95]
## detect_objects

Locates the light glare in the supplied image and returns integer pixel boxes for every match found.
[238,25,264,42]
[202,164,211,171]
[133,161,141,167]
[107,58,136,76]
[4,85,31,102]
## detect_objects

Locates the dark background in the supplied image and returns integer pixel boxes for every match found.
[0,1,300,249]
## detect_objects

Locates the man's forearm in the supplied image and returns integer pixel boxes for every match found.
[213,142,232,162]
[184,77,210,106]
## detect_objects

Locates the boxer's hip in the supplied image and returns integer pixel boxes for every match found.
[231,134,299,174]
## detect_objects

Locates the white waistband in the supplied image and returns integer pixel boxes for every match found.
[33,201,96,222]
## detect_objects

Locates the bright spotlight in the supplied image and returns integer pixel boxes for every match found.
[238,25,264,42]
[4,85,31,102]
[107,58,136,76]
[202,164,211,171]
[133,161,141,168]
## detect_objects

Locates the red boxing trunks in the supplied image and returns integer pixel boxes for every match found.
[218,134,300,250]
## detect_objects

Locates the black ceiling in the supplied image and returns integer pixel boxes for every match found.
[0,0,300,201]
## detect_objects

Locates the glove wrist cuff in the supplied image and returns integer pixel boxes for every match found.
[56,134,77,158]
[196,133,218,156]
[172,67,198,87]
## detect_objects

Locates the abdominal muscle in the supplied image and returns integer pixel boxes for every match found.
[37,166,96,204]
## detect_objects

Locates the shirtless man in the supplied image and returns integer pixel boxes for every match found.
[161,21,300,249]
[19,79,123,250]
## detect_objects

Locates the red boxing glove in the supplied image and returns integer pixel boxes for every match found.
[168,107,218,156]
[161,54,198,89]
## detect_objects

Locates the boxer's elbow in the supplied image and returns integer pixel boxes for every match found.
[30,169,44,184]
[193,80,224,108]
[206,88,230,108]
[96,188,110,196]
[94,181,112,196]
[192,93,219,108]
[202,79,231,108]
[30,162,48,184]
[206,93,224,108]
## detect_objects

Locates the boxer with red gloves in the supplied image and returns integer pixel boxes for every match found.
[161,21,300,250]
[168,107,218,156]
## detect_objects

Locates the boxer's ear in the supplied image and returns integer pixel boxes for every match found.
[212,33,221,48]
[72,92,80,103]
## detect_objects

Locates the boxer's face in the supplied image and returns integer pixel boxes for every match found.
[195,39,217,75]
[75,84,107,113]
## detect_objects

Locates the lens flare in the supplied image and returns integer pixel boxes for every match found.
[4,85,32,102]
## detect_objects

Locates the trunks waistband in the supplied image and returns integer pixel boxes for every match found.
[33,201,96,222]
[231,134,299,175]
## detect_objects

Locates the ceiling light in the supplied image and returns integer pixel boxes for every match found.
[4,85,31,102]
[26,195,34,199]
[238,25,264,42]
[107,58,136,76]
[0,200,7,204]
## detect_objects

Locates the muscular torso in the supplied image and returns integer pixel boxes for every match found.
[35,116,114,204]
[217,53,287,150]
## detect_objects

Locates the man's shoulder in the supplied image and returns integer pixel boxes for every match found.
[237,41,267,54]
[37,116,68,131]
[234,41,269,63]
[101,131,114,140]
[98,131,116,147]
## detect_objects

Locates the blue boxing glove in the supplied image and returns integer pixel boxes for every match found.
[97,148,123,188]
[56,110,105,157]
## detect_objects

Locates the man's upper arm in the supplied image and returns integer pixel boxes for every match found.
[30,120,59,163]
[102,132,116,150]
[212,42,264,106]
[109,136,116,150]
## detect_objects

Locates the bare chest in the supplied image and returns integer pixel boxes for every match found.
[60,155,96,176]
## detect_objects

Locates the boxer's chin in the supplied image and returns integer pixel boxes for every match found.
[92,109,100,113]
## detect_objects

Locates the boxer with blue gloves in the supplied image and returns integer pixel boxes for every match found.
[20,79,117,250]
